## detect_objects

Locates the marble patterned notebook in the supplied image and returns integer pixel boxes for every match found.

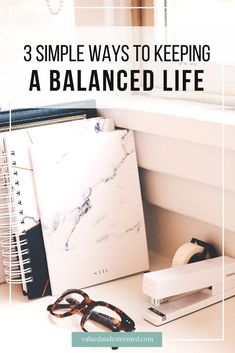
[0,117,114,296]
[31,130,149,295]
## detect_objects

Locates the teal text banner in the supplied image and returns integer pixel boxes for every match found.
[72,332,162,347]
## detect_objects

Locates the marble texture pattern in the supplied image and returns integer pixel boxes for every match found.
[3,117,114,233]
[31,130,149,295]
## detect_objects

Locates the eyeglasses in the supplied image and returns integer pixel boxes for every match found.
[47,289,135,333]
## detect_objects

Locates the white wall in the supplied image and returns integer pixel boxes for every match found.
[99,98,235,261]
[144,203,235,261]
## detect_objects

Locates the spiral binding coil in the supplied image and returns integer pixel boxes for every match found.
[0,149,33,284]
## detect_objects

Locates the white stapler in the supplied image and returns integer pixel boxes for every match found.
[143,256,235,326]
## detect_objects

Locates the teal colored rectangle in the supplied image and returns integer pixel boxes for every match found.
[72,332,162,347]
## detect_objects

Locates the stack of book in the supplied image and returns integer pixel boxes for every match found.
[0,100,149,299]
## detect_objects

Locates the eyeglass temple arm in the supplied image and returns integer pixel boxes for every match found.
[67,297,135,332]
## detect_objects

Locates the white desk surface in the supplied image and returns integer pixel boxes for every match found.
[0,255,235,353]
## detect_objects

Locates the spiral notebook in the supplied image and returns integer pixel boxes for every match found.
[0,142,7,284]
[0,254,5,283]
[0,117,114,298]
[31,130,149,295]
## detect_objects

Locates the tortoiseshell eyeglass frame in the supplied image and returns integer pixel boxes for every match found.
[47,289,135,333]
